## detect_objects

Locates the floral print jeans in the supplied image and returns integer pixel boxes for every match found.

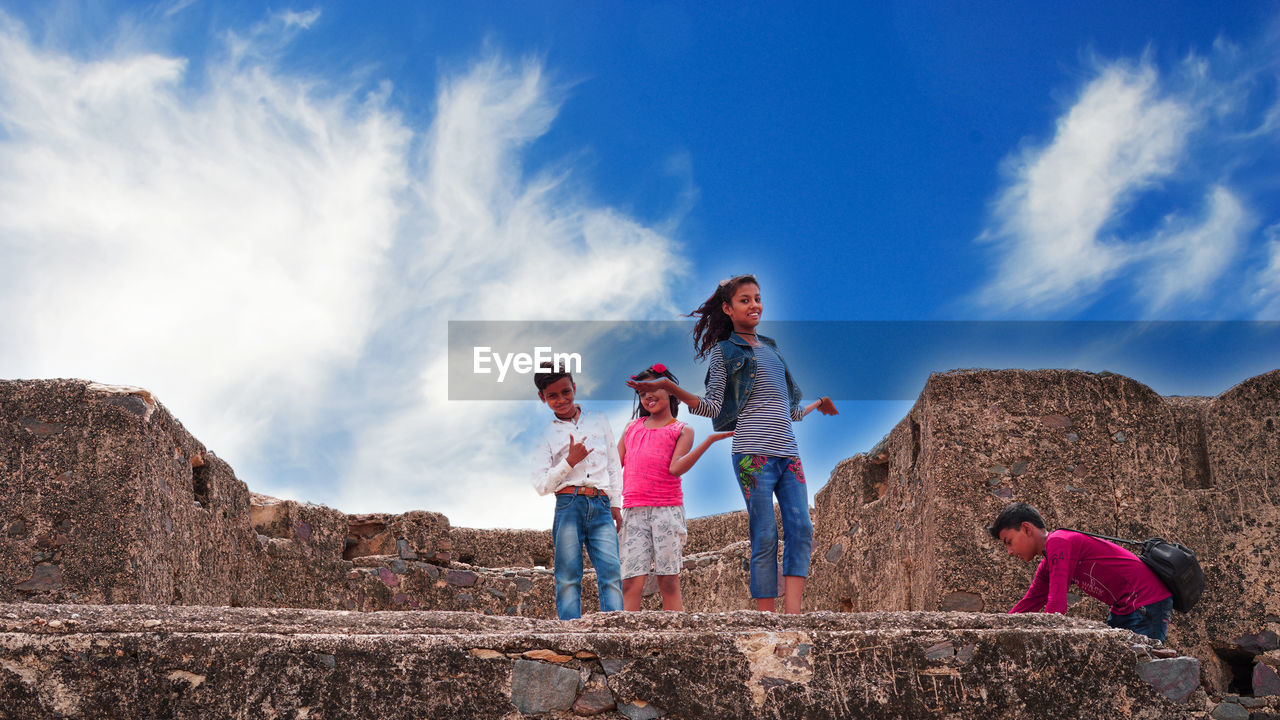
[732,454,813,599]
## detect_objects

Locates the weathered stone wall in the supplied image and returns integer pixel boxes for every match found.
[807,368,1280,694]
[0,380,258,607]
[0,379,762,617]
[4,370,1278,705]
[0,603,1206,719]
[450,526,553,568]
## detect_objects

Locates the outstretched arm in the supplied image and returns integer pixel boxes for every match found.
[626,377,702,410]
[797,396,838,420]
[1009,557,1052,613]
[669,428,734,476]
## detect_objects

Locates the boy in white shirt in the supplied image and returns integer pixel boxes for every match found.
[531,363,624,619]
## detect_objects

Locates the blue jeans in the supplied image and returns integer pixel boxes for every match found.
[552,492,624,620]
[1107,596,1173,642]
[732,454,813,599]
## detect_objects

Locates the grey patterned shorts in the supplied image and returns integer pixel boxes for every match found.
[620,505,687,579]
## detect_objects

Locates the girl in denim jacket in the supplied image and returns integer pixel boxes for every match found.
[627,275,837,612]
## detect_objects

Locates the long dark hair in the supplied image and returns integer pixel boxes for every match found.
[631,364,680,419]
[688,274,759,360]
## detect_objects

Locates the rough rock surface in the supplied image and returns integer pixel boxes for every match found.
[808,369,1280,692]
[0,603,1199,719]
[4,369,1278,709]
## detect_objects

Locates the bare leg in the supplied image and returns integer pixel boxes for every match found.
[656,575,683,611]
[622,576,645,611]
[783,576,806,614]
[755,596,775,612]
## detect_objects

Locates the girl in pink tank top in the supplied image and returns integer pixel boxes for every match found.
[617,364,732,611]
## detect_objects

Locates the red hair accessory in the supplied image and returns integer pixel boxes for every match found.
[652,363,667,374]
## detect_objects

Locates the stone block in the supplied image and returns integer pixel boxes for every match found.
[1136,657,1201,702]
[1257,660,1280,697]
[0,604,1203,719]
[510,659,580,713]
[0,380,257,607]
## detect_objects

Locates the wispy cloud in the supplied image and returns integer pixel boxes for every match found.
[335,56,684,526]
[1138,185,1251,311]
[0,10,406,460]
[0,12,686,528]
[976,39,1278,318]
[1253,223,1280,319]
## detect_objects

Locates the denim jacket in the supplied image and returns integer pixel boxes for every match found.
[705,333,803,432]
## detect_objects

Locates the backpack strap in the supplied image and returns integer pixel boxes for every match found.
[1060,528,1141,546]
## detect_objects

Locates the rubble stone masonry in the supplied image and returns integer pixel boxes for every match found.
[2,370,1277,717]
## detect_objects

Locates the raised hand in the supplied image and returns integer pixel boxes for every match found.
[816,397,839,416]
[626,378,671,394]
[708,431,735,443]
[566,434,593,467]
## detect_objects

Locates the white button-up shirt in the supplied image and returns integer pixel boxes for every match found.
[531,407,623,509]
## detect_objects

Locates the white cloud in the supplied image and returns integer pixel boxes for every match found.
[977,61,1193,312]
[0,12,407,458]
[335,56,684,527]
[0,14,686,529]
[975,43,1277,317]
[1252,223,1280,319]
[1138,186,1251,311]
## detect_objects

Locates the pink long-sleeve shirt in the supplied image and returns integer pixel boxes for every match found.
[1010,530,1171,616]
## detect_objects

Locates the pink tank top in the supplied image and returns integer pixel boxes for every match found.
[622,418,685,508]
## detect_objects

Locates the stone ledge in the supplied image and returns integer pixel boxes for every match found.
[0,603,1200,719]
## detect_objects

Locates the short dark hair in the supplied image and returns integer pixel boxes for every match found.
[987,502,1046,539]
[534,361,572,394]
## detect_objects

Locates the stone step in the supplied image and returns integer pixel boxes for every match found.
[0,603,1202,719]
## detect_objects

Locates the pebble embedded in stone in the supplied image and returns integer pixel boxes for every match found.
[15,564,63,592]
[618,700,664,720]
[510,659,579,714]
[445,570,478,587]
[600,657,631,676]
[1234,630,1279,655]
[1136,656,1200,702]
[572,688,616,716]
[1255,661,1280,697]
[938,592,983,612]
[824,544,843,564]
[1210,701,1250,720]
[924,641,955,660]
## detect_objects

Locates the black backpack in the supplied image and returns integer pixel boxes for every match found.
[1064,529,1206,613]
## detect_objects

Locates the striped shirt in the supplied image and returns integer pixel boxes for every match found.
[691,343,803,457]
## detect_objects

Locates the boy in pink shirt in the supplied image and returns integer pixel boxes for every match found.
[988,502,1173,642]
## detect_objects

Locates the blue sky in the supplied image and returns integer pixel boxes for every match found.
[1,2,1277,528]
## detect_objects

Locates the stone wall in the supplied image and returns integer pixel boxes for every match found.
[0,380,258,607]
[3,370,1278,705]
[0,379,760,617]
[807,368,1280,694]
